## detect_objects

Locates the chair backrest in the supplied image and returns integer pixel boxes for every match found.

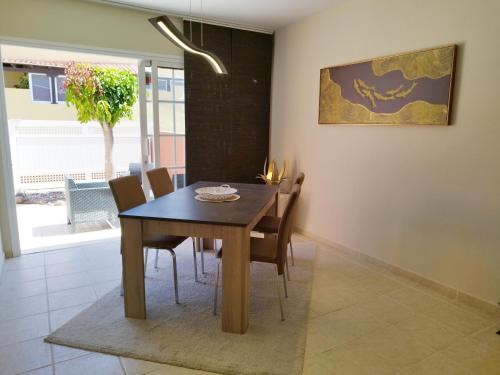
[294,172,305,186]
[146,167,174,199]
[108,175,147,213]
[276,184,301,272]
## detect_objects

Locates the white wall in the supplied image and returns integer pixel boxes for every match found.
[0,0,182,58]
[271,0,500,305]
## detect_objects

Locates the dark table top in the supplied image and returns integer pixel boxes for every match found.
[119,181,278,227]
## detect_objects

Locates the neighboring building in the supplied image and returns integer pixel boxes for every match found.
[2,59,185,191]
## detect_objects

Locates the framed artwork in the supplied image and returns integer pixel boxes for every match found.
[318,45,456,125]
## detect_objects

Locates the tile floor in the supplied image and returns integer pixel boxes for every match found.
[0,236,499,374]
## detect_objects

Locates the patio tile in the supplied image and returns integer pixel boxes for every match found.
[47,271,92,292]
[401,353,473,375]
[1,266,46,284]
[0,293,48,321]
[52,343,93,363]
[394,313,464,351]
[0,279,47,301]
[45,261,89,278]
[354,325,436,368]
[0,313,50,347]
[306,304,388,355]
[54,353,124,375]
[3,253,45,271]
[48,286,97,311]
[120,357,165,375]
[45,250,87,266]
[424,301,494,335]
[21,365,54,375]
[0,337,51,375]
[49,302,93,331]
[93,279,121,298]
[87,267,122,283]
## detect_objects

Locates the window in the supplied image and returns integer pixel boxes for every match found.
[29,73,52,103]
[55,76,66,103]
[147,67,186,189]
[28,73,66,104]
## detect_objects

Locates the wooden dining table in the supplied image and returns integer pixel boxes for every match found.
[119,181,279,334]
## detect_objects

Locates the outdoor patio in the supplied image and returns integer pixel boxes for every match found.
[16,202,120,254]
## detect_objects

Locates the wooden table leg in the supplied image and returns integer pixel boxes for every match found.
[121,218,146,319]
[221,226,250,334]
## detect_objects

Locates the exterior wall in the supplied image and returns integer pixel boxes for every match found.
[271,0,500,305]
[5,88,140,121]
[4,71,23,88]
[5,89,184,190]
[0,0,182,59]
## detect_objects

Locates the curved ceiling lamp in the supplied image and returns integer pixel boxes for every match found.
[149,15,228,75]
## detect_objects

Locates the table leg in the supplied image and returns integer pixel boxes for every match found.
[221,226,250,334]
[121,218,146,319]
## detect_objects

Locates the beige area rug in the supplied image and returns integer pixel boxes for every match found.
[45,239,316,375]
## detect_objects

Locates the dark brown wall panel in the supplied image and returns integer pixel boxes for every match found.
[184,21,273,185]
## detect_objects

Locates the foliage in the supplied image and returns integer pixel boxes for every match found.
[64,62,138,127]
[14,73,29,89]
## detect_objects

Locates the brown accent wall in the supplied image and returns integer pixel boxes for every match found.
[184,22,273,184]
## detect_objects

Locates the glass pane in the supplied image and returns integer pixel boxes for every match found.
[174,103,185,135]
[159,102,174,134]
[174,135,185,167]
[30,74,51,102]
[56,76,66,102]
[159,134,175,168]
[158,67,173,101]
[173,70,184,102]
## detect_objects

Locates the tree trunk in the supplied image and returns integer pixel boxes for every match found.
[101,122,114,181]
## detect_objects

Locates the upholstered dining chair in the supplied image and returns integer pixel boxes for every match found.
[213,184,302,321]
[109,175,198,304]
[146,167,205,281]
[252,172,305,273]
[146,167,204,278]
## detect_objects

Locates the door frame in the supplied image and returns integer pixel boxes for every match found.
[0,37,183,257]
[137,59,184,193]
[0,46,20,258]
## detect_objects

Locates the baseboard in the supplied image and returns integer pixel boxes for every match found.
[295,227,500,318]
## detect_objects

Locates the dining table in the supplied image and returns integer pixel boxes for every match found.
[119,181,279,334]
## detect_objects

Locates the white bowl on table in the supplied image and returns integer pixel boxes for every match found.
[195,184,238,201]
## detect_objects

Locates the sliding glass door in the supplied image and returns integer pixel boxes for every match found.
[138,60,185,195]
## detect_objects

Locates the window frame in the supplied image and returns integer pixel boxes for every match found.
[28,73,53,104]
[55,75,67,104]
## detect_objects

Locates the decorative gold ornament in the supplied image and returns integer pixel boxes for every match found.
[257,158,286,185]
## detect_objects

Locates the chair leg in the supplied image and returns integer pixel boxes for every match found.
[199,237,205,274]
[144,248,149,274]
[289,239,295,266]
[166,249,179,304]
[285,257,291,281]
[282,272,288,298]
[154,249,160,270]
[213,260,220,315]
[192,238,199,282]
[274,264,285,321]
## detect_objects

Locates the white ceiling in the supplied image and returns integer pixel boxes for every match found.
[93,0,343,32]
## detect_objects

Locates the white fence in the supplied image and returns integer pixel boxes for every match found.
[9,120,142,191]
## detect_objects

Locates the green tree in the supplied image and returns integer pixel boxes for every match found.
[64,62,138,181]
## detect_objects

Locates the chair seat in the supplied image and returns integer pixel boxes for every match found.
[215,237,278,263]
[253,215,280,234]
[143,234,188,249]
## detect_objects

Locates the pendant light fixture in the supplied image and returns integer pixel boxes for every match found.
[149,15,228,75]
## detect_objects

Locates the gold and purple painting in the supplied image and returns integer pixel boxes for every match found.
[319,45,456,125]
